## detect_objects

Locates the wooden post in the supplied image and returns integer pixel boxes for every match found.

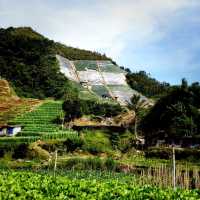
[172,146,176,190]
[54,150,58,178]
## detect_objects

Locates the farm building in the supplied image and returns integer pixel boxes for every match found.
[0,125,22,136]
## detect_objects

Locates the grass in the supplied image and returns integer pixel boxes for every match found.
[82,130,112,154]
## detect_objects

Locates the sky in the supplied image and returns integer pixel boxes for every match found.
[0,0,200,84]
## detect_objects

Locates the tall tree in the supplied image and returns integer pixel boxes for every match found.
[141,80,200,146]
[128,95,146,138]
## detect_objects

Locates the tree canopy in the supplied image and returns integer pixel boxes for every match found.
[0,27,113,99]
[126,71,170,98]
[141,79,200,145]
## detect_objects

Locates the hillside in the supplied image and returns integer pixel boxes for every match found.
[0,79,41,125]
[0,26,150,105]
[0,27,113,99]
[126,71,170,98]
[57,55,148,104]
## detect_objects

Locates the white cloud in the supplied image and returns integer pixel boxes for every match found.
[0,0,199,61]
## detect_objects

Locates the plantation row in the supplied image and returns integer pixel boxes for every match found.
[0,132,78,144]
[0,171,199,199]
[10,101,66,137]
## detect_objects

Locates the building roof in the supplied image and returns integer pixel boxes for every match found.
[0,125,22,129]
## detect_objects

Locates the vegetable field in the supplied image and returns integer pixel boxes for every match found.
[0,101,78,144]
[0,171,199,199]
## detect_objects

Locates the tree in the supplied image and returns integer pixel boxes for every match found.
[141,79,200,146]
[62,99,82,123]
[128,94,146,138]
[126,70,170,98]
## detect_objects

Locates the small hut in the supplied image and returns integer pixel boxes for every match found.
[0,125,22,136]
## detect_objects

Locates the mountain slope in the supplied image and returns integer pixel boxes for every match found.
[0,27,113,99]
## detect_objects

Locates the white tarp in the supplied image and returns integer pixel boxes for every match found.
[78,70,103,85]
[57,55,149,105]
[56,55,77,81]
[103,73,127,85]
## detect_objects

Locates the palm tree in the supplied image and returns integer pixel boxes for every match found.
[127,94,146,138]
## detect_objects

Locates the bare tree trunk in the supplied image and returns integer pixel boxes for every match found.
[134,116,138,139]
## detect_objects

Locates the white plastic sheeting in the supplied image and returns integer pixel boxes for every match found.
[57,55,148,105]
[103,73,127,85]
[56,55,77,81]
[78,70,103,85]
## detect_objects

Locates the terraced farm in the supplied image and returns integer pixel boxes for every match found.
[57,55,148,105]
[0,101,78,144]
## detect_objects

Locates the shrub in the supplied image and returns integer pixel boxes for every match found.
[63,137,84,152]
[58,157,104,170]
[12,144,29,159]
[145,147,200,161]
[105,157,116,171]
[82,130,112,154]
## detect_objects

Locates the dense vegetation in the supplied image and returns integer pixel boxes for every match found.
[0,171,199,199]
[55,43,113,61]
[0,27,112,99]
[63,97,123,121]
[126,70,170,98]
[141,79,200,146]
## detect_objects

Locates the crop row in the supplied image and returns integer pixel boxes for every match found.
[0,171,199,199]
[10,101,65,137]
[0,131,78,144]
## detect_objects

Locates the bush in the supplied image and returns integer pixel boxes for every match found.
[63,98,123,121]
[57,157,118,171]
[63,137,84,152]
[145,147,200,161]
[12,144,29,159]
[82,130,112,154]
[58,157,104,170]
[105,157,116,171]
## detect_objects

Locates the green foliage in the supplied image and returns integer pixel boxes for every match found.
[82,130,112,154]
[0,171,199,199]
[55,42,113,61]
[0,27,113,99]
[104,157,117,171]
[63,98,123,120]
[0,27,78,99]
[142,79,200,145]
[0,101,78,145]
[11,101,64,135]
[145,147,200,162]
[81,99,123,117]
[126,70,170,98]
[63,137,84,152]
[62,99,82,122]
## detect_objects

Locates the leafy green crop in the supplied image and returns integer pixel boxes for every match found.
[0,171,199,199]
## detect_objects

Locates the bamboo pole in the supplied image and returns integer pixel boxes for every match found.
[172,146,176,190]
[54,150,58,178]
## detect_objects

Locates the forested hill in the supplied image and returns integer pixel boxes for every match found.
[126,71,171,98]
[0,27,113,99]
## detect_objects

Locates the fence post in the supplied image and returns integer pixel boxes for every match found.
[172,146,176,190]
[54,150,58,178]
